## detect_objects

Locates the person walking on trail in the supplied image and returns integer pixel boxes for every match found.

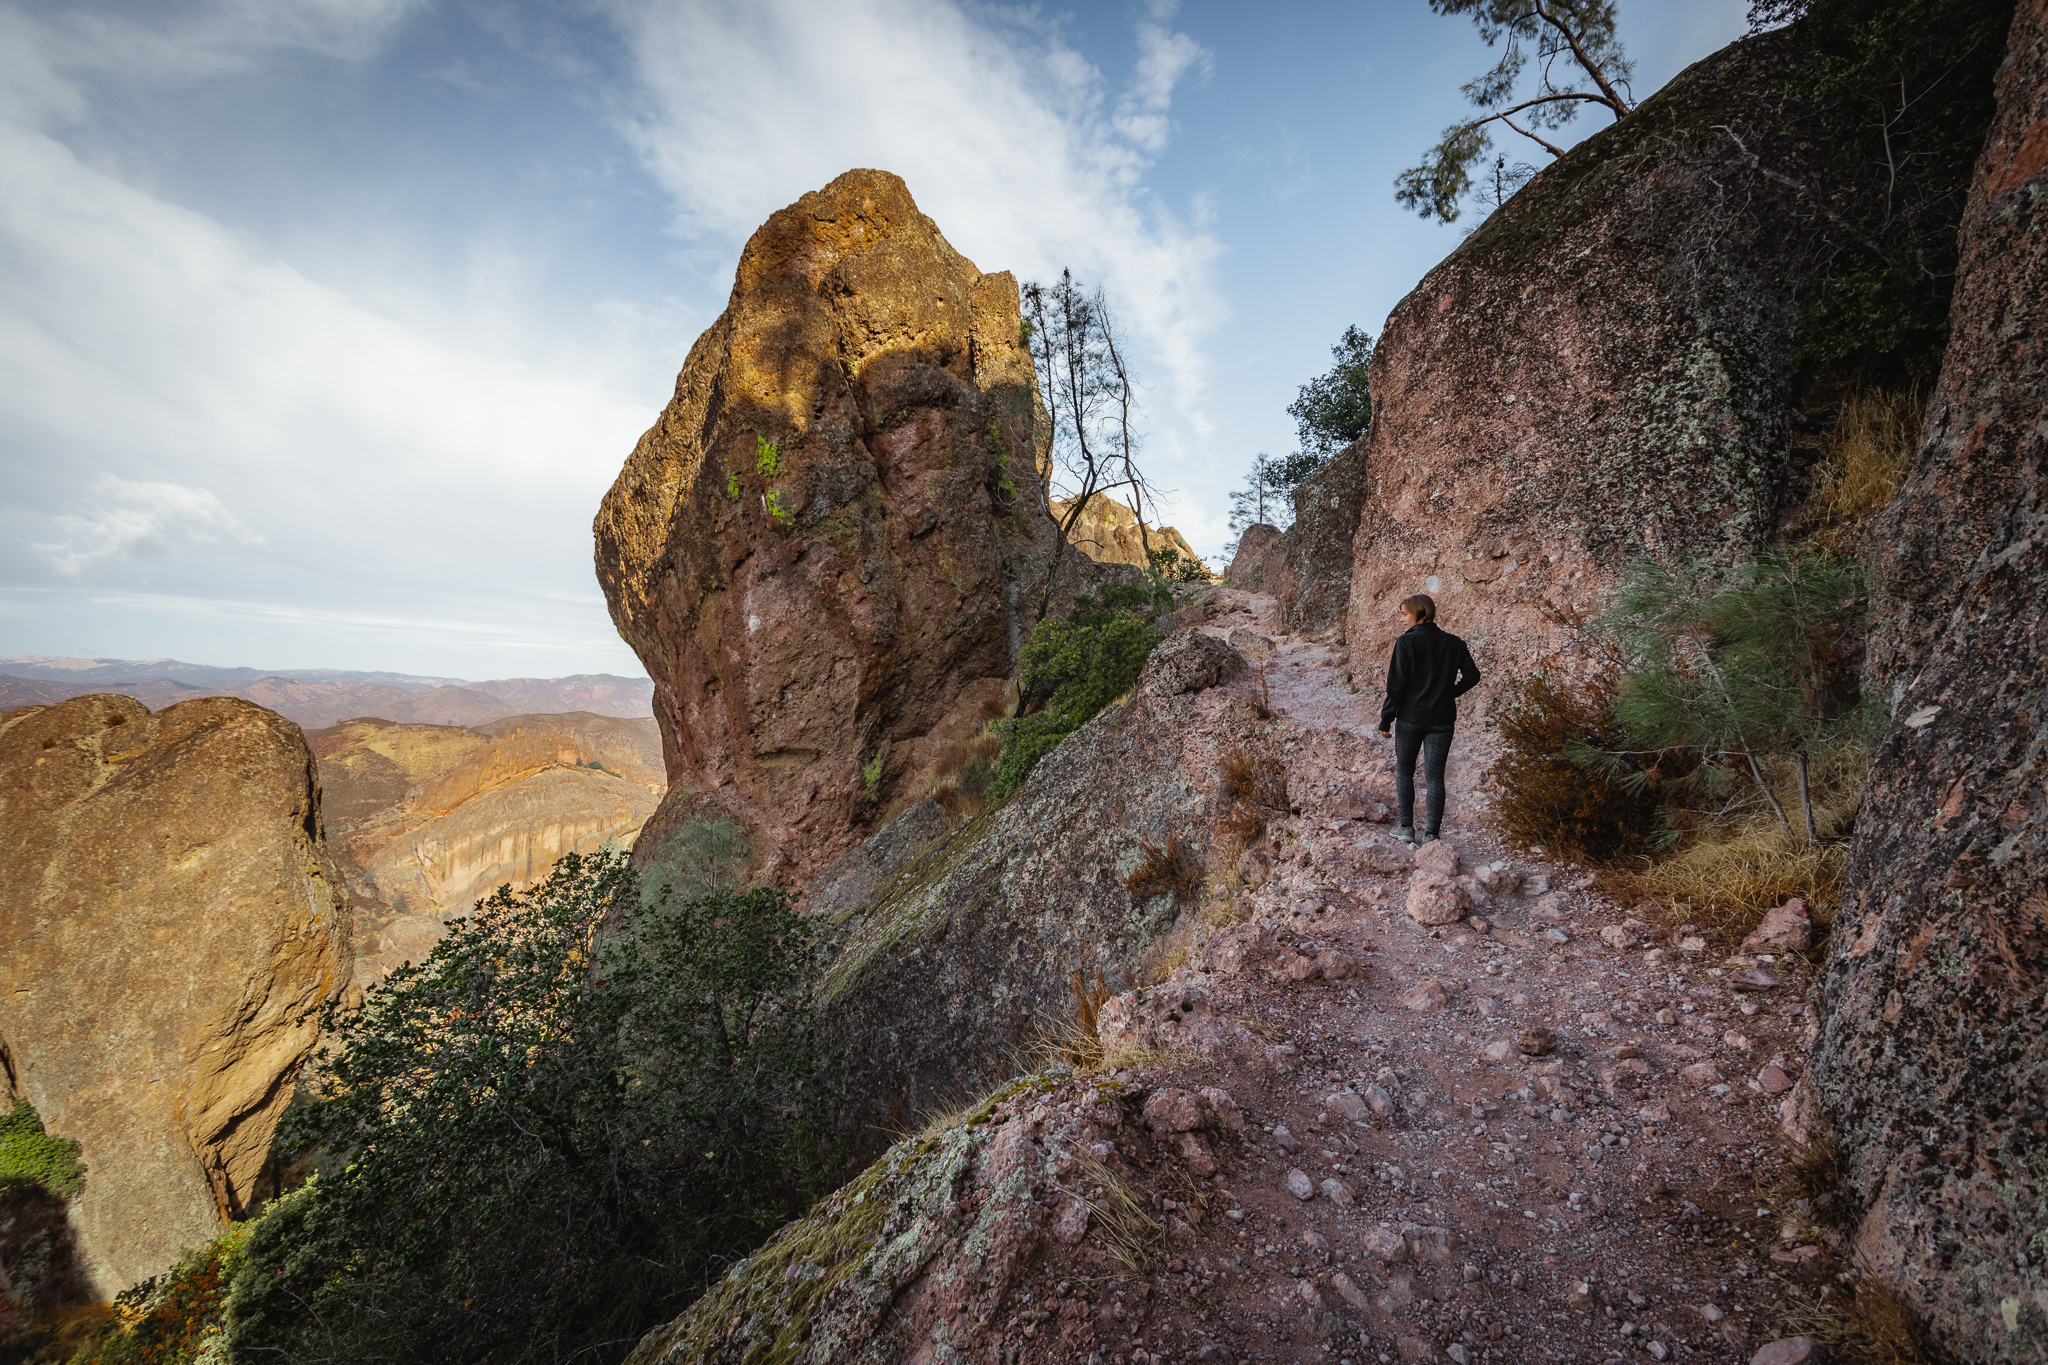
[1376,594,1481,846]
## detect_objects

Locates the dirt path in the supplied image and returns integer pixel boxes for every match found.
[997,590,1823,1365]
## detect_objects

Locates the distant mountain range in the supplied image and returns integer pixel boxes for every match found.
[0,656,654,729]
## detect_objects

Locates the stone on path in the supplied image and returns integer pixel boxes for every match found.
[1400,979,1450,1011]
[1740,898,1812,953]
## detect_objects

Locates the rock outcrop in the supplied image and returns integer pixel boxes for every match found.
[1341,32,1817,697]
[804,633,1261,1143]
[0,695,350,1293]
[595,169,1100,887]
[1816,2,2048,1354]
[1047,492,1204,572]
[1224,523,1281,589]
[309,713,665,979]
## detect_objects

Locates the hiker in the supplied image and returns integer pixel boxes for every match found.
[1376,593,1481,846]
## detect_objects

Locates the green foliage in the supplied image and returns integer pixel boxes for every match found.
[1287,324,1375,457]
[989,592,1163,799]
[75,1228,245,1365]
[1227,449,1330,542]
[1759,0,2014,380]
[640,817,752,905]
[1600,553,1869,841]
[0,1100,84,1198]
[1146,544,1210,584]
[1397,0,1635,222]
[755,435,782,477]
[227,850,838,1365]
[725,468,741,501]
[764,488,791,524]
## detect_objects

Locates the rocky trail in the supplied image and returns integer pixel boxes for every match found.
[953,591,1829,1365]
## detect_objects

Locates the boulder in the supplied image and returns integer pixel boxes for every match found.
[1739,898,1812,953]
[0,695,350,1293]
[1405,871,1472,925]
[1225,524,1283,590]
[1140,630,1248,697]
[1814,7,2048,1352]
[1343,32,1825,694]
[1048,491,1203,570]
[594,169,1107,889]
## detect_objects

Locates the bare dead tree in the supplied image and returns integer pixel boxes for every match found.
[1022,270,1162,620]
[1395,0,1636,223]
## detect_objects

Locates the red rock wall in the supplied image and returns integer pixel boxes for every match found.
[1343,33,1810,702]
[1814,1,2048,1353]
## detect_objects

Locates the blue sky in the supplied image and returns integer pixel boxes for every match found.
[0,0,1748,679]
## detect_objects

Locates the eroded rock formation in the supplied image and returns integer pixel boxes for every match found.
[309,713,665,980]
[1048,492,1204,571]
[596,169,1098,886]
[1223,440,1372,636]
[1341,32,1815,695]
[0,695,349,1293]
[1816,1,2047,1352]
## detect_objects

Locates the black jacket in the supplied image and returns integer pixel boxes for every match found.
[1379,621,1481,730]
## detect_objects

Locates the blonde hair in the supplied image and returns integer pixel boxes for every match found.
[1400,593,1436,624]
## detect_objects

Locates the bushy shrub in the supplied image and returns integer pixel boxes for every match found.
[74,1230,245,1365]
[0,1101,84,1198]
[1493,672,1664,862]
[222,850,840,1365]
[989,589,1164,799]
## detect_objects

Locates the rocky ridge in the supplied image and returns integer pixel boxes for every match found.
[1049,492,1205,572]
[628,591,1833,1365]
[309,712,666,981]
[0,695,350,1294]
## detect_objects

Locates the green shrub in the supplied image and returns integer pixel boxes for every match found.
[989,589,1163,799]
[0,1100,84,1198]
[75,1228,244,1365]
[224,850,841,1365]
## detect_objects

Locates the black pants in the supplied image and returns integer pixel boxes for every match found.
[1394,722,1455,836]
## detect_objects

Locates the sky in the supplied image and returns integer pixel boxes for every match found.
[0,0,1750,680]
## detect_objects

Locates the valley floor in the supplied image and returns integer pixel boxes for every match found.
[987,591,1821,1365]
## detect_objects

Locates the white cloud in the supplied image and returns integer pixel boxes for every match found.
[36,475,263,578]
[603,0,1226,431]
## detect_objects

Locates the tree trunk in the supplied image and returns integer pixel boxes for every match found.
[1743,746,1794,832]
[1794,750,1817,847]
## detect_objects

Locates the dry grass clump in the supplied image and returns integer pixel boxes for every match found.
[1780,1263,1932,1365]
[905,726,1006,824]
[1058,1149,1160,1273]
[1127,835,1202,902]
[1218,743,1288,811]
[1135,916,1200,986]
[1800,386,1924,550]
[1608,748,1864,944]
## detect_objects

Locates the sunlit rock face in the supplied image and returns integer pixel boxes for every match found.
[1817,2,2048,1353]
[595,169,1099,887]
[1049,492,1203,571]
[1340,31,1815,699]
[0,694,350,1294]
[309,712,665,980]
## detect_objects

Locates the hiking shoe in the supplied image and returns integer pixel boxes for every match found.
[1416,833,1439,846]
[1392,825,1415,844]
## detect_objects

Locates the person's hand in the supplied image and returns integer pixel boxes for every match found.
[1377,727,1391,738]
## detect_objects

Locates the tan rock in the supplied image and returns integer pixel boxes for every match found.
[1405,870,1472,925]
[0,695,349,1293]
[1047,492,1203,572]
[1399,979,1450,1011]
[311,713,666,979]
[595,169,1103,888]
